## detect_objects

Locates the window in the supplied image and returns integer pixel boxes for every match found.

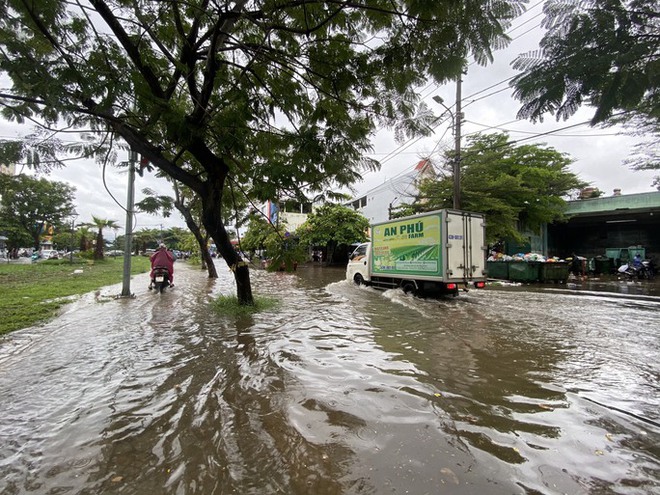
[351,243,368,259]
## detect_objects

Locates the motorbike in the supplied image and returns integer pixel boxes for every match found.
[151,266,171,293]
[618,260,655,280]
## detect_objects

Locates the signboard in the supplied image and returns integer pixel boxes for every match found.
[371,214,442,276]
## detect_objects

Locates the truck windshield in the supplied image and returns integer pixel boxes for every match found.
[350,244,368,260]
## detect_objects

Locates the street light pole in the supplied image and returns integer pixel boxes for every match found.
[432,74,463,210]
[120,150,137,297]
[69,209,78,264]
[453,75,462,210]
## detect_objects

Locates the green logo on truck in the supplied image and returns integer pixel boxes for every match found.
[383,221,425,239]
[372,215,442,276]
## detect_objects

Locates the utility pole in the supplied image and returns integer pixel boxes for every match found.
[69,209,78,264]
[120,150,136,297]
[453,75,462,210]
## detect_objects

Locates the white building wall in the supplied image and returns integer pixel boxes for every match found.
[257,200,314,234]
[347,173,421,224]
[0,163,16,175]
[280,212,308,232]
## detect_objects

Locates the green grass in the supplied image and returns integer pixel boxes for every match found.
[0,256,151,335]
[211,294,279,317]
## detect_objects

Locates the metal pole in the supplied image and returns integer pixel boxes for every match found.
[453,75,462,210]
[120,151,136,297]
[69,210,78,264]
[69,219,75,264]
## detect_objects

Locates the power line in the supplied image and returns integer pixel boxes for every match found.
[465,119,621,138]
[364,3,548,176]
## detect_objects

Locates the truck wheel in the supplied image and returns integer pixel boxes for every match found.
[402,282,416,295]
[353,273,364,286]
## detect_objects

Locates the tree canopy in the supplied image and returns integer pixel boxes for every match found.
[240,216,272,255]
[511,0,659,126]
[298,203,369,248]
[0,0,524,303]
[395,133,586,243]
[0,174,76,249]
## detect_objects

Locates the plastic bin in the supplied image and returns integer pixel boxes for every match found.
[540,262,569,282]
[605,248,622,260]
[508,261,540,282]
[486,261,509,280]
[594,257,613,274]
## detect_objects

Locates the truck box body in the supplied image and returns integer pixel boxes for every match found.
[347,209,487,296]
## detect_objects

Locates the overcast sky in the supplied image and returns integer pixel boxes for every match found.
[354,1,658,200]
[2,1,657,234]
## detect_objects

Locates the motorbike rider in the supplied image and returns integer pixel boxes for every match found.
[149,243,175,289]
[632,253,643,270]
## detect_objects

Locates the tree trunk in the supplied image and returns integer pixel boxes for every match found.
[200,239,216,276]
[325,241,337,267]
[200,182,253,305]
[174,200,218,279]
[94,231,104,260]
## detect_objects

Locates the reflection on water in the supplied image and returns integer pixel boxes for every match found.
[0,263,658,494]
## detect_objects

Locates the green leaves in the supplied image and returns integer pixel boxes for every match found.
[297,203,369,247]
[0,174,76,248]
[397,133,585,243]
[512,0,659,126]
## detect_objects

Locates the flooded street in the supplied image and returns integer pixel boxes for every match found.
[1,261,658,495]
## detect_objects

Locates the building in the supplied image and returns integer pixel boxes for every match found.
[548,190,660,262]
[345,159,436,224]
[254,159,436,233]
[260,198,314,233]
[0,163,15,175]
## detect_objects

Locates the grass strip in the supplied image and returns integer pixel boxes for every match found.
[0,257,151,335]
[211,295,278,317]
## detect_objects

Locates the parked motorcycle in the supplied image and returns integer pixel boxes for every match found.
[151,266,171,293]
[618,260,655,280]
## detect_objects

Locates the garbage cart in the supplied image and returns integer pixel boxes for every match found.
[540,262,569,282]
[508,261,540,282]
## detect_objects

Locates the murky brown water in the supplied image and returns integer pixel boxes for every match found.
[1,262,658,495]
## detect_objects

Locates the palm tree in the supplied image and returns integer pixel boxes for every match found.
[90,216,119,260]
[77,225,92,252]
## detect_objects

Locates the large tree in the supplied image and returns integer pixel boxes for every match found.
[395,133,586,243]
[511,0,659,126]
[0,174,76,249]
[297,203,369,263]
[0,0,523,304]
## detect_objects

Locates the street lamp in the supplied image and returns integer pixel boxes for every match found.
[69,209,78,264]
[433,91,462,210]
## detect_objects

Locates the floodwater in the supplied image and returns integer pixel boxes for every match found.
[0,262,658,495]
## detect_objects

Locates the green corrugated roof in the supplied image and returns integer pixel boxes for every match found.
[565,192,660,215]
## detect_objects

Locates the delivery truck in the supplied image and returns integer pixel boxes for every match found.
[346,209,487,297]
